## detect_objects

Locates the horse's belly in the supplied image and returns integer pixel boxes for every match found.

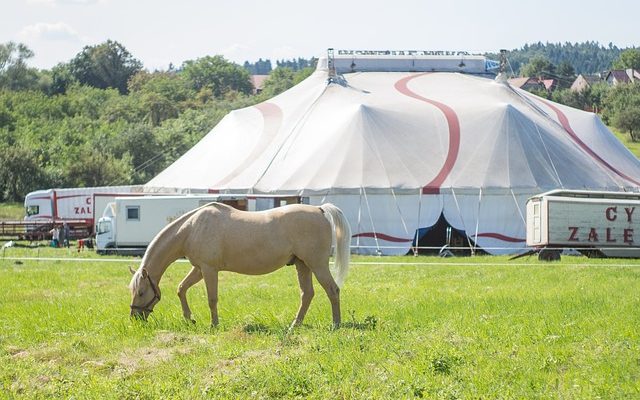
[218,247,291,275]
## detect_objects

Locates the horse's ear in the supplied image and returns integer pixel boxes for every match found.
[129,266,136,275]
[140,268,148,278]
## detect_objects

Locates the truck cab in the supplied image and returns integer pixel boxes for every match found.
[95,203,116,254]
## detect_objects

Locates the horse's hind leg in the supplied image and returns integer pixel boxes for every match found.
[291,260,314,329]
[177,266,203,323]
[310,263,341,329]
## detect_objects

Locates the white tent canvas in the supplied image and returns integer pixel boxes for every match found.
[146,54,640,255]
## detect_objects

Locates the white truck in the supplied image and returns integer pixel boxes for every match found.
[95,194,303,255]
[23,186,142,239]
[526,189,640,259]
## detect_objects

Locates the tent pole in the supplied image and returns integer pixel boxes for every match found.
[414,189,423,256]
[473,187,482,256]
[451,187,475,253]
[362,187,381,255]
[357,187,363,253]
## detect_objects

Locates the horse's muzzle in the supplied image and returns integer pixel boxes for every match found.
[130,308,151,321]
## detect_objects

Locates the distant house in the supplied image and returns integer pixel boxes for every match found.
[541,78,558,92]
[570,74,601,92]
[508,77,546,92]
[250,75,269,94]
[605,69,639,86]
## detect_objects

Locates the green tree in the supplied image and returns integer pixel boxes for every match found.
[603,83,640,141]
[180,55,252,99]
[613,108,640,141]
[48,63,77,95]
[0,143,47,201]
[0,42,39,91]
[260,67,296,98]
[64,145,133,187]
[612,49,640,70]
[69,40,143,94]
[520,56,555,78]
[556,60,576,89]
[128,71,195,125]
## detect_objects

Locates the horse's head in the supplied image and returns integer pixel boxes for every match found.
[128,266,161,320]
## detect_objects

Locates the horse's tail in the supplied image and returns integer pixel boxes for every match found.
[320,203,351,288]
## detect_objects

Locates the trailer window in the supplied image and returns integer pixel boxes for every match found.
[97,221,111,234]
[126,206,140,221]
[26,205,39,216]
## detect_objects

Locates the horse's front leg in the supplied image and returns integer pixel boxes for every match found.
[200,267,219,327]
[177,266,203,323]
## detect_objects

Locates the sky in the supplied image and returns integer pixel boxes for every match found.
[3,0,639,71]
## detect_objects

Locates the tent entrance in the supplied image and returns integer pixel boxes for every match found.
[412,214,482,256]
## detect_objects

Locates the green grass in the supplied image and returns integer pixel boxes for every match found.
[0,203,24,220]
[1,247,639,399]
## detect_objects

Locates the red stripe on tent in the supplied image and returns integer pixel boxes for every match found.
[213,102,283,187]
[394,73,461,195]
[254,102,282,118]
[353,232,413,243]
[538,99,640,186]
[474,232,525,243]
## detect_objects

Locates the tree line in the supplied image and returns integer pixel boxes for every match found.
[0,40,313,202]
[488,41,627,75]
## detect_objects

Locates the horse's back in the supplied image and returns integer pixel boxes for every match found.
[182,203,332,272]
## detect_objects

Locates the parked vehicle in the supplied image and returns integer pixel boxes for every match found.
[526,189,640,259]
[23,186,142,239]
[95,194,303,255]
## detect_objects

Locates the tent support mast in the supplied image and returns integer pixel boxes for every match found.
[362,187,382,255]
[414,189,423,256]
[472,188,483,256]
[450,187,475,252]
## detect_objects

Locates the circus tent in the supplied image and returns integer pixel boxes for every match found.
[146,51,640,255]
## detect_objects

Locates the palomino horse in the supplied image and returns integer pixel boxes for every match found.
[129,202,351,328]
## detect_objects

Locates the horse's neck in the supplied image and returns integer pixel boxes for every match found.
[141,221,185,282]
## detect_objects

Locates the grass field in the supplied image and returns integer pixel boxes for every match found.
[1,246,639,399]
[0,203,23,220]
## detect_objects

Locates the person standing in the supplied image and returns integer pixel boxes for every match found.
[62,222,70,247]
[50,225,60,248]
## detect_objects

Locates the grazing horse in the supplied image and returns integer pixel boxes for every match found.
[129,202,351,328]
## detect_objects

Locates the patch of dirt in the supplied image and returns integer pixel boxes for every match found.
[115,331,201,376]
[116,346,175,375]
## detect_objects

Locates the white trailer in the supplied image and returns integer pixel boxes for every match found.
[95,194,304,255]
[526,189,640,259]
[24,186,142,225]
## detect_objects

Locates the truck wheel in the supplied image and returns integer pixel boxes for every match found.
[538,248,561,262]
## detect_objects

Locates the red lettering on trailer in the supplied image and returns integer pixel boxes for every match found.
[587,228,599,242]
[568,227,579,241]
[624,229,634,244]
[625,207,635,223]
[606,228,616,243]
[605,207,617,221]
